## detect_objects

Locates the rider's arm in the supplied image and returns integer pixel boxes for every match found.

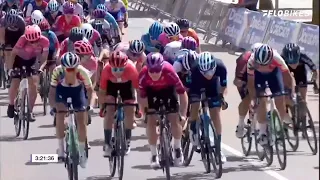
[172,61,183,73]
[9,36,26,69]
[216,59,228,95]
[168,69,188,116]
[49,66,62,108]
[98,65,110,104]
[137,67,148,113]
[25,3,33,17]
[274,51,294,90]
[79,66,93,103]
[39,37,50,71]
[246,56,256,99]
[300,53,318,79]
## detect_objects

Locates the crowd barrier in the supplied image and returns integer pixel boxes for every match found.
[128,0,319,67]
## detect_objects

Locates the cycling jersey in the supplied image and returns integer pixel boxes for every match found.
[26,0,48,17]
[89,19,111,32]
[59,37,89,57]
[105,0,126,21]
[114,42,146,63]
[43,30,59,52]
[105,12,118,29]
[0,2,19,12]
[186,28,200,47]
[235,51,251,81]
[81,56,98,77]
[247,50,289,75]
[138,61,185,98]
[99,60,139,90]
[89,28,102,46]
[13,35,49,60]
[91,0,105,9]
[158,32,183,47]
[53,15,81,37]
[50,64,92,88]
[59,2,83,17]
[44,11,62,26]
[141,33,160,54]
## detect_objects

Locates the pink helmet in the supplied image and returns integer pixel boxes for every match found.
[25,25,42,42]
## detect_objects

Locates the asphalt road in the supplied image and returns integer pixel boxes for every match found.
[0,13,319,180]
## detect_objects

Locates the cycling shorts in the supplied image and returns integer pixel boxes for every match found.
[254,67,285,96]
[109,11,124,22]
[106,80,134,101]
[5,29,23,50]
[12,56,37,79]
[146,86,178,112]
[55,84,87,111]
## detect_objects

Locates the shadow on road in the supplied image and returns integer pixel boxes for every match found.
[27,135,56,141]
[128,10,155,18]
[0,135,22,142]
[131,134,148,141]
[86,175,113,180]
[131,144,149,152]
[38,124,54,128]
[89,139,104,147]
[200,43,230,53]
[25,161,50,166]
[146,172,213,180]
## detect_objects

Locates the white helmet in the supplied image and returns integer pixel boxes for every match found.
[163,22,180,37]
[250,42,263,53]
[80,23,94,39]
[31,10,44,25]
[163,41,181,60]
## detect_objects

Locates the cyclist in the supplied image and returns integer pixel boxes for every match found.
[96,49,109,91]
[49,52,93,168]
[175,18,200,49]
[181,36,199,53]
[28,10,45,25]
[105,0,128,35]
[141,21,163,54]
[59,0,84,20]
[59,27,88,58]
[44,0,62,26]
[113,40,146,72]
[25,0,48,17]
[38,20,60,73]
[158,22,183,47]
[281,43,318,102]
[98,50,139,156]
[138,52,188,167]
[0,0,19,13]
[163,40,182,65]
[188,51,228,163]
[0,14,25,68]
[78,0,89,16]
[96,4,121,40]
[234,42,262,138]
[89,18,113,49]
[52,2,81,42]
[7,25,49,121]
[246,44,294,146]
[80,23,103,57]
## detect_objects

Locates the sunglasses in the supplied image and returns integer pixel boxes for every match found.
[112,67,125,72]
[65,68,76,72]
[148,67,162,73]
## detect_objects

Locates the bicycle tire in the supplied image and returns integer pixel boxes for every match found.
[117,121,126,180]
[14,96,22,137]
[70,125,79,180]
[109,135,117,177]
[22,90,30,140]
[254,130,266,161]
[198,126,210,173]
[264,117,274,166]
[182,124,194,166]
[303,106,318,155]
[209,124,222,179]
[160,126,171,180]
[284,106,299,152]
[241,119,253,156]
[271,110,287,170]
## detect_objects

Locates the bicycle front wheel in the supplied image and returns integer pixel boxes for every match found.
[116,121,126,180]
[241,119,253,156]
[303,106,318,155]
[284,105,299,152]
[209,123,222,179]
[182,123,194,166]
[14,96,22,137]
[160,126,171,180]
[271,110,287,170]
[22,90,30,140]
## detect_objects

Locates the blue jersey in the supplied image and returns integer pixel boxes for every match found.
[43,30,58,52]
[141,33,160,54]
[105,12,118,29]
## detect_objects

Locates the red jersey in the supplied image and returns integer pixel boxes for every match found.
[53,15,81,37]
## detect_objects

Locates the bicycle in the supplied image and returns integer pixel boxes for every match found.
[284,81,318,155]
[56,97,89,180]
[100,94,139,180]
[13,66,37,140]
[39,66,52,116]
[0,45,8,89]
[255,90,287,170]
[145,99,176,180]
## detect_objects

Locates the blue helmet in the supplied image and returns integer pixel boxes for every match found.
[148,22,163,40]
[282,43,301,64]
[198,52,217,72]
[96,4,106,11]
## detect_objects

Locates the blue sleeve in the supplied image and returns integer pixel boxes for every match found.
[141,33,158,53]
[105,12,118,28]
[216,59,227,87]
[48,31,56,51]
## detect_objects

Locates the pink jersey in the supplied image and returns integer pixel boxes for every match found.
[138,61,185,98]
[89,29,101,45]
[13,35,50,60]
[81,56,98,76]
[157,32,183,47]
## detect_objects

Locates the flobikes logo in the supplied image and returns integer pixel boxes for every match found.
[261,9,312,21]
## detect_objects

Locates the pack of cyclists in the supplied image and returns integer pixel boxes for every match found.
[1,0,318,173]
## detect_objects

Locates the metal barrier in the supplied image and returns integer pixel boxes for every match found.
[128,0,319,66]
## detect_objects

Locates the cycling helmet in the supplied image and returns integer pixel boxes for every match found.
[129,40,145,54]
[110,0,118,3]
[146,52,164,71]
[48,0,60,12]
[91,20,103,33]
[254,44,273,65]
[38,20,50,31]
[74,40,93,55]
[63,2,75,14]
[109,51,128,68]
[4,14,19,27]
[25,25,42,42]
[182,50,198,71]
[176,19,190,29]
[92,9,106,19]
[181,36,197,50]
[31,10,44,25]
[7,9,18,15]
[69,27,84,42]
[282,43,301,64]
[163,22,180,37]
[148,21,163,40]
[61,52,80,68]
[163,41,181,60]
[96,4,106,11]
[80,23,94,40]
[250,42,263,52]
[198,51,217,72]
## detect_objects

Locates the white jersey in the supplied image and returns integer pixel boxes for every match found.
[105,0,125,12]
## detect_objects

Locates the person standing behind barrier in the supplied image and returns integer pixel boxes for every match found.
[230,0,258,11]
[141,21,163,55]
[175,18,201,53]
[158,22,183,49]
